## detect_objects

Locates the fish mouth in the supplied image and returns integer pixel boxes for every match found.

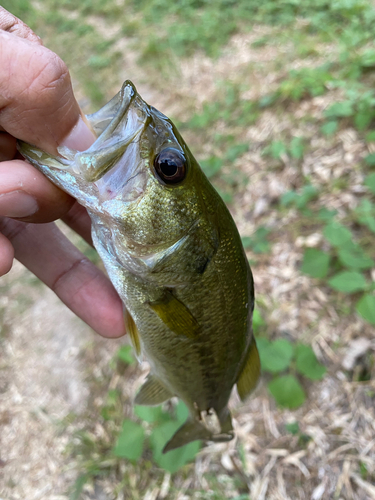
[18,81,151,193]
[18,81,153,205]
[58,80,151,186]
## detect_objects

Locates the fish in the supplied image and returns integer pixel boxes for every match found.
[18,80,260,453]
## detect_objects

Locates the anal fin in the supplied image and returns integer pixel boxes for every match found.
[237,338,261,402]
[134,375,173,406]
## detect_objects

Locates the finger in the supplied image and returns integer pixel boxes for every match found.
[0,217,126,338]
[62,202,93,246]
[0,159,74,222]
[0,232,14,275]
[0,7,42,44]
[0,31,95,155]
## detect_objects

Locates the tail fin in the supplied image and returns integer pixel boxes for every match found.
[163,410,234,453]
[163,420,212,453]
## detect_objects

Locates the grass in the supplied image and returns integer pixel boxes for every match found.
[3,0,375,498]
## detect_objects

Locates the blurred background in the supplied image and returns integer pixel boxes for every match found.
[1,1,375,499]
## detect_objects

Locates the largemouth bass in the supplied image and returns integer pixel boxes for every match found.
[18,81,260,452]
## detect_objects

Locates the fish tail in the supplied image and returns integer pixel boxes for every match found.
[211,410,234,442]
[163,419,211,453]
[162,411,234,454]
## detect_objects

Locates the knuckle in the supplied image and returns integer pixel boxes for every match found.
[28,51,69,98]
[0,217,29,242]
[0,8,41,44]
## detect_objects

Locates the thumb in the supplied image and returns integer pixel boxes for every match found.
[0,30,95,155]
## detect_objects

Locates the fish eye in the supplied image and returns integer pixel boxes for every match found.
[153,148,187,184]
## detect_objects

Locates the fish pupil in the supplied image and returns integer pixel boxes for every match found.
[154,147,187,184]
[160,160,178,177]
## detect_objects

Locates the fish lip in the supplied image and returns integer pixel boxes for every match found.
[57,81,151,184]
[89,80,139,143]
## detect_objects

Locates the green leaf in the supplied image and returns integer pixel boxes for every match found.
[252,309,266,334]
[259,93,277,108]
[175,400,190,424]
[281,190,299,206]
[365,131,375,143]
[225,143,248,162]
[338,246,374,270]
[323,221,352,246]
[265,140,287,160]
[259,339,294,374]
[359,216,375,233]
[290,137,305,159]
[317,207,337,222]
[285,421,300,435]
[295,344,326,380]
[356,294,375,324]
[359,49,375,67]
[150,421,200,473]
[365,173,375,195]
[241,227,271,254]
[321,120,338,136]
[365,153,375,166]
[113,420,145,461]
[241,236,253,249]
[354,198,375,232]
[328,271,367,293]
[268,375,306,409]
[70,474,89,500]
[301,248,330,278]
[355,111,373,131]
[296,185,318,209]
[117,345,135,365]
[134,405,167,423]
[324,101,354,118]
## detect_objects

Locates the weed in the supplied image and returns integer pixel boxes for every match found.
[301,218,375,325]
[256,332,326,409]
[242,227,271,254]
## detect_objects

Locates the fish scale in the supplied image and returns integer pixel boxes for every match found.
[18,79,261,452]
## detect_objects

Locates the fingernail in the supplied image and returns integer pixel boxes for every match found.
[61,115,96,152]
[0,191,38,218]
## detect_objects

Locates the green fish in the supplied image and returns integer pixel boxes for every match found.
[18,81,260,452]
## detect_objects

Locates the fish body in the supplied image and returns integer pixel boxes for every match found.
[18,81,260,452]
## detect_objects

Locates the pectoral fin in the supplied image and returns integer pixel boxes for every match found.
[124,307,141,356]
[134,375,173,405]
[236,338,261,402]
[148,291,199,339]
[142,219,219,283]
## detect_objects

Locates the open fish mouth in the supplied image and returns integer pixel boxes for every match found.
[18,81,151,203]
[58,81,150,183]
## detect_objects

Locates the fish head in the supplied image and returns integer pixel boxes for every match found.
[18,81,210,254]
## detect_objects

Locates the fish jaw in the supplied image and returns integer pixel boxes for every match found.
[17,81,152,209]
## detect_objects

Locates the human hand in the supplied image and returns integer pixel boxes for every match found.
[0,8,126,338]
